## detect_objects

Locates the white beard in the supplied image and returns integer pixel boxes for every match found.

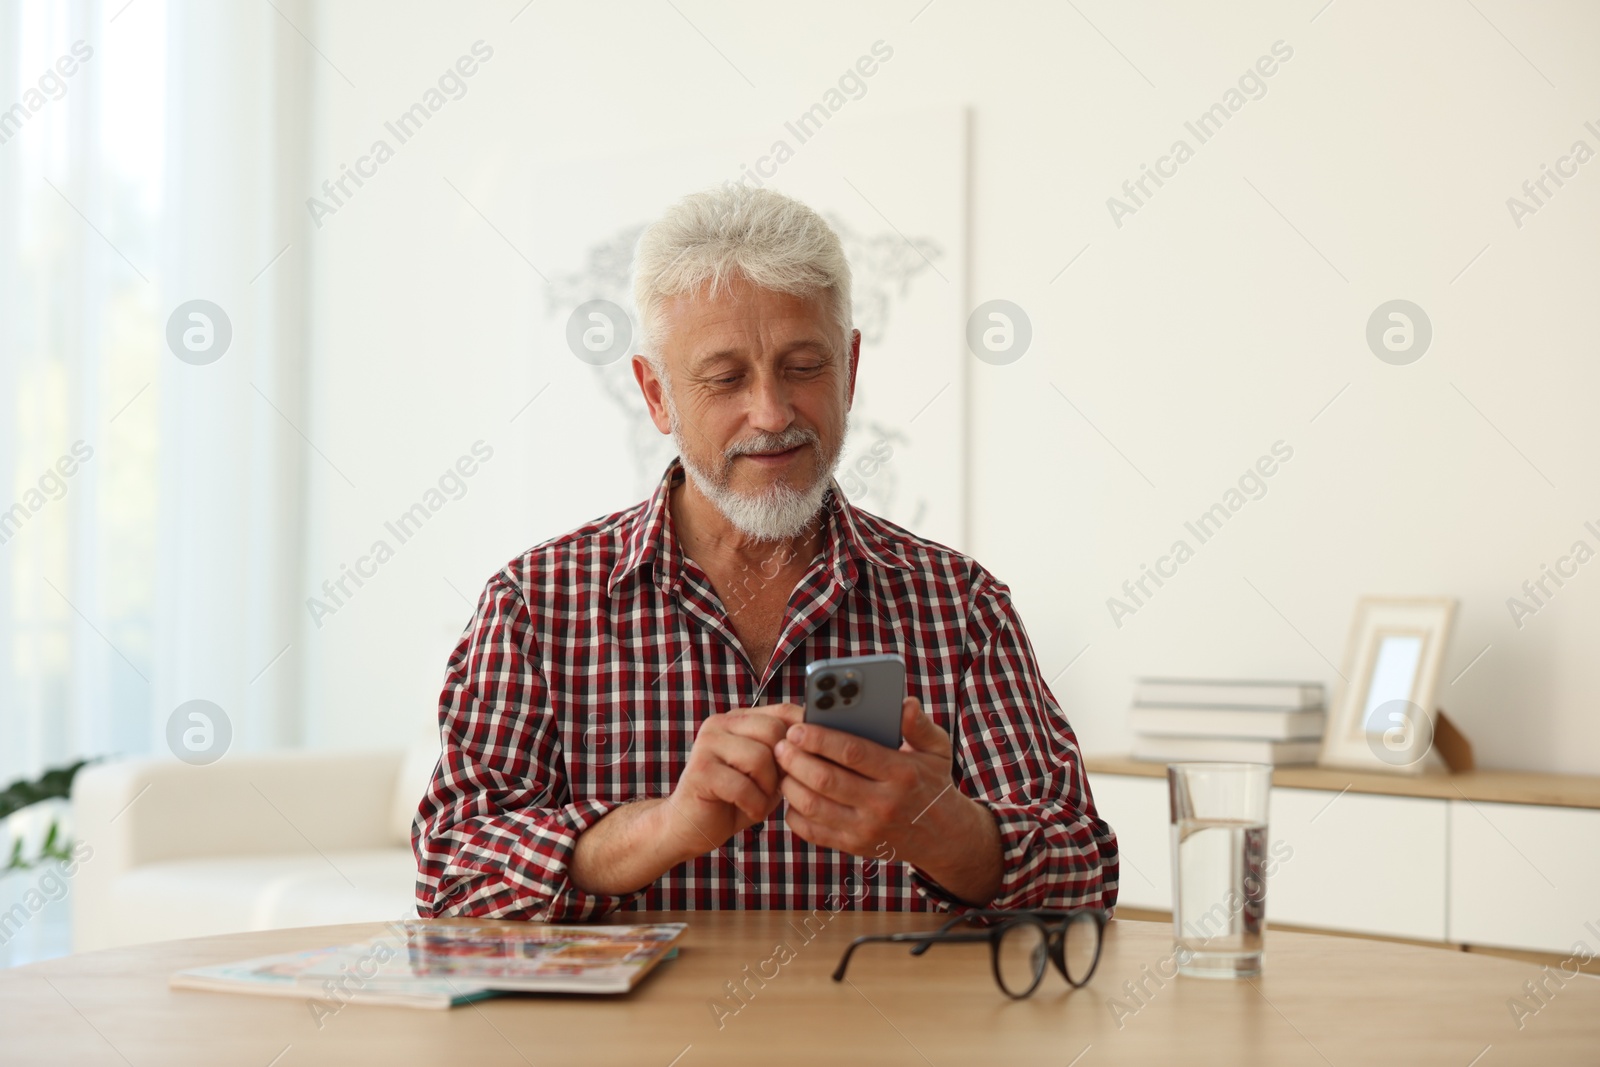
[664,390,848,543]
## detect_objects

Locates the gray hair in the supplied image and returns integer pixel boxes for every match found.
[631,187,853,370]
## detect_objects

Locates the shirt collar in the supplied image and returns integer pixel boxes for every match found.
[606,456,912,598]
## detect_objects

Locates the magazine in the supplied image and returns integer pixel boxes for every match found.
[170,921,687,1009]
[169,943,490,1009]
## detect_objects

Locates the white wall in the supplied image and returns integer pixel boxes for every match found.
[295,0,1600,774]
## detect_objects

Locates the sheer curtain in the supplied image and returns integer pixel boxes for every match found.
[0,0,312,791]
[1,0,163,784]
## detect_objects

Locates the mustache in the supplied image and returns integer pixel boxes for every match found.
[725,427,819,459]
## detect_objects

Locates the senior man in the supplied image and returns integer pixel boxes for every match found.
[414,187,1117,919]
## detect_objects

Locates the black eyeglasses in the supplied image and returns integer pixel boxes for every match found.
[832,908,1108,998]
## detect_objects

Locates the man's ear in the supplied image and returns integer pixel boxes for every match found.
[845,329,861,409]
[632,354,674,435]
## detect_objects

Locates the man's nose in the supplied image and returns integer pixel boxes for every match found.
[746,371,794,432]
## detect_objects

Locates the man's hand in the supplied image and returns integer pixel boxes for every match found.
[775,697,1004,906]
[774,697,952,857]
[659,702,803,861]
[570,702,802,897]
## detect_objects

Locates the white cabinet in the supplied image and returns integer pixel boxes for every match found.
[1091,773,1171,910]
[1268,788,1449,941]
[1092,776,1451,938]
[1090,764,1596,953]
[1449,800,1600,954]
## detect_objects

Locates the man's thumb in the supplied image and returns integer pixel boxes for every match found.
[900,697,946,751]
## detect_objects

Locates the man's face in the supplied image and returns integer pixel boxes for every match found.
[634,275,859,541]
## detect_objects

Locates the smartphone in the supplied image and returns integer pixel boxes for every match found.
[803,654,905,750]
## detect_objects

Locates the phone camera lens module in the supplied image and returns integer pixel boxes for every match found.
[838,681,860,700]
[814,692,836,711]
[816,673,837,691]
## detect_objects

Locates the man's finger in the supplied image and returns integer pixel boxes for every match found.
[755,702,805,727]
[783,808,830,851]
[761,787,784,820]
[700,762,773,824]
[898,696,949,755]
[780,775,860,829]
[785,720,894,778]
[776,738,872,801]
[712,733,781,797]
[724,707,797,747]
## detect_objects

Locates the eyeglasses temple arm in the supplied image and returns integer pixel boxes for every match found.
[831,932,940,981]
[909,929,995,956]
[831,936,869,982]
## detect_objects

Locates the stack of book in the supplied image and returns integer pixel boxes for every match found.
[1129,677,1326,765]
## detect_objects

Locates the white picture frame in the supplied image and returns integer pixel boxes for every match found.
[1318,597,1457,775]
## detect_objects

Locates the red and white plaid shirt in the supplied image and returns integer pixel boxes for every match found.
[414,457,1118,919]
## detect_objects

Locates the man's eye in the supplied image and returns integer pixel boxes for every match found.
[713,375,741,386]
[792,364,824,375]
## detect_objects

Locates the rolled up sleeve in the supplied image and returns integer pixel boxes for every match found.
[412,573,645,921]
[909,574,1120,912]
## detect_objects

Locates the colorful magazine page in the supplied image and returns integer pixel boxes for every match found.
[169,944,500,1009]
[293,921,688,996]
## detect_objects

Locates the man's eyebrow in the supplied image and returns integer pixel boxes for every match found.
[688,347,743,372]
[781,338,835,356]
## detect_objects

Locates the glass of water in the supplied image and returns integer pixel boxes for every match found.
[1167,762,1272,978]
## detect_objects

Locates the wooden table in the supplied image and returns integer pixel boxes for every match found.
[3,912,1596,1065]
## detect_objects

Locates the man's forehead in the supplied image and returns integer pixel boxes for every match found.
[661,285,837,363]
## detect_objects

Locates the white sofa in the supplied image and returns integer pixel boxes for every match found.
[71,745,439,952]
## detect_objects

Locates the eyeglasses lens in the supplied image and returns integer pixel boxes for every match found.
[995,920,1048,997]
[1062,913,1101,985]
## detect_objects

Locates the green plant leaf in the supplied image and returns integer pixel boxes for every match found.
[0,759,95,821]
